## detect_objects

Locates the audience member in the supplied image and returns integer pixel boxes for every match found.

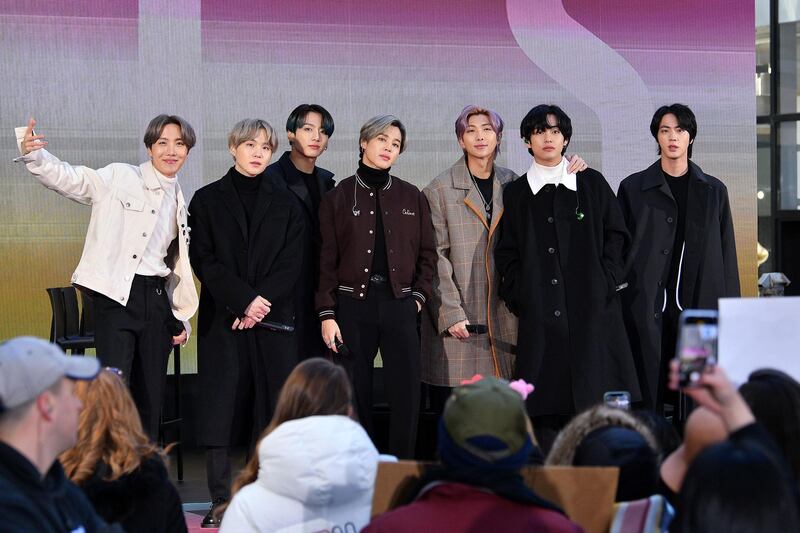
[546,405,660,502]
[363,376,582,532]
[219,357,379,532]
[739,368,800,480]
[676,440,799,533]
[669,362,800,532]
[59,368,186,532]
[659,406,727,501]
[0,336,115,532]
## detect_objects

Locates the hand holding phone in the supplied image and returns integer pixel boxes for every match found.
[675,309,719,387]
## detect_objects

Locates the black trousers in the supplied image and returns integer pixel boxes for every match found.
[337,283,420,459]
[205,330,298,500]
[93,275,174,439]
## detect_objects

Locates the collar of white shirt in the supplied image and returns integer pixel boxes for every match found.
[526,157,577,195]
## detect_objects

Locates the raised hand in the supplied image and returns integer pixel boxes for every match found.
[20,118,48,155]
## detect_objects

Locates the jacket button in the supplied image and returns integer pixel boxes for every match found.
[367,249,372,254]
[151,209,156,214]
[548,247,555,254]
[142,232,147,237]
[654,312,662,319]
[662,249,669,255]
[132,254,137,259]
[547,216,554,223]
[370,210,374,215]
[125,202,131,207]
[554,310,561,317]
[370,192,374,197]
[551,278,558,285]
[359,293,364,297]
[364,268,369,272]
[385,211,389,215]
[667,217,674,223]
[361,284,366,289]
[392,268,396,272]
[119,296,125,302]
[369,230,373,234]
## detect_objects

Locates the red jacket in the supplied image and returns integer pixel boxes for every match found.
[363,482,584,533]
[316,174,436,320]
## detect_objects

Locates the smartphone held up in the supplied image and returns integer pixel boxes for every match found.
[675,309,719,387]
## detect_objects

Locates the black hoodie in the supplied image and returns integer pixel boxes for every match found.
[0,441,117,532]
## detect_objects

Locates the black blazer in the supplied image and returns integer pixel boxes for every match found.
[618,160,740,407]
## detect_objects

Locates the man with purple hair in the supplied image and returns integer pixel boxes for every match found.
[421,106,586,414]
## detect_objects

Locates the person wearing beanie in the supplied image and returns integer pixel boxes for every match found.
[316,114,436,459]
[0,336,114,532]
[363,376,583,532]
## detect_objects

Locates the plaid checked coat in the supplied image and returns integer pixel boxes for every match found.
[420,157,518,386]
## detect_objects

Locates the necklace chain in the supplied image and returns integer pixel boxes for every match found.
[468,165,494,214]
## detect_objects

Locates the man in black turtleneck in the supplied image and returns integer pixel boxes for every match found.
[189,119,306,527]
[316,115,437,459]
[618,104,740,415]
[265,104,336,361]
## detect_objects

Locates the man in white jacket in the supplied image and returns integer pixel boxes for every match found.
[15,116,199,438]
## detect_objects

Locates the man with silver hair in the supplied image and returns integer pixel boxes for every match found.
[316,114,436,459]
[15,115,199,440]
[188,118,307,526]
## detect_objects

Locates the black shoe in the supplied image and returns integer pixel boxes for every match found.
[201,498,227,528]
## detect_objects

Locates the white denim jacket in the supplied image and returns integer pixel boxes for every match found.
[16,146,199,334]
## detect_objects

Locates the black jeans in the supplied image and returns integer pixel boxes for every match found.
[336,283,421,459]
[93,275,174,439]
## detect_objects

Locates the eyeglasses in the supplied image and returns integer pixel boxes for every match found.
[104,366,124,378]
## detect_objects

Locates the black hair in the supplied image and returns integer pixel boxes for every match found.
[286,104,335,137]
[633,409,681,457]
[649,103,697,158]
[739,369,800,480]
[519,104,572,157]
[677,441,800,533]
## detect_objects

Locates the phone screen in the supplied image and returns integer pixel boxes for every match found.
[677,312,718,386]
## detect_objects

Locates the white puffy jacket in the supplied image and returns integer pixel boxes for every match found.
[220,415,379,533]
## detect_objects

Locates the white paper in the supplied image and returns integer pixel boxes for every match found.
[719,296,800,385]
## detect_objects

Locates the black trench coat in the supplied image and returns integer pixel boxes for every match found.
[188,169,306,446]
[495,169,641,417]
[264,152,334,360]
[617,160,740,408]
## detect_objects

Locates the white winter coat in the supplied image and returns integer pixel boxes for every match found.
[220,415,379,533]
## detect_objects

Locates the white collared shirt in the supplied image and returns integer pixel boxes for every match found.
[137,170,178,277]
[526,157,577,195]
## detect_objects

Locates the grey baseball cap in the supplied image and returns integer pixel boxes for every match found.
[0,336,100,411]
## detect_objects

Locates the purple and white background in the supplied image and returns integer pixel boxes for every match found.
[0,0,756,370]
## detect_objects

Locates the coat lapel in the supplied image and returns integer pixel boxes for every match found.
[454,157,490,230]
[279,153,313,214]
[219,172,248,243]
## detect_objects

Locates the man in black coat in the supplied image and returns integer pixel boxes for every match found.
[495,105,641,453]
[188,119,306,526]
[264,104,336,361]
[618,104,740,413]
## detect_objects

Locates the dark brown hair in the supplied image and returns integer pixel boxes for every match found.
[143,114,196,150]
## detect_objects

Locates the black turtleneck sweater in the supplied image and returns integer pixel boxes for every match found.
[231,167,261,229]
[358,161,390,278]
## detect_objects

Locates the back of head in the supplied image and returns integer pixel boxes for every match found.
[60,369,160,484]
[633,409,681,457]
[573,426,659,501]
[546,405,659,501]
[740,368,800,480]
[660,407,727,493]
[439,376,533,471]
[677,441,799,533]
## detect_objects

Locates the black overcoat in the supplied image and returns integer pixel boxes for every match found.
[495,169,641,417]
[617,160,740,408]
[264,152,335,359]
[188,168,307,446]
